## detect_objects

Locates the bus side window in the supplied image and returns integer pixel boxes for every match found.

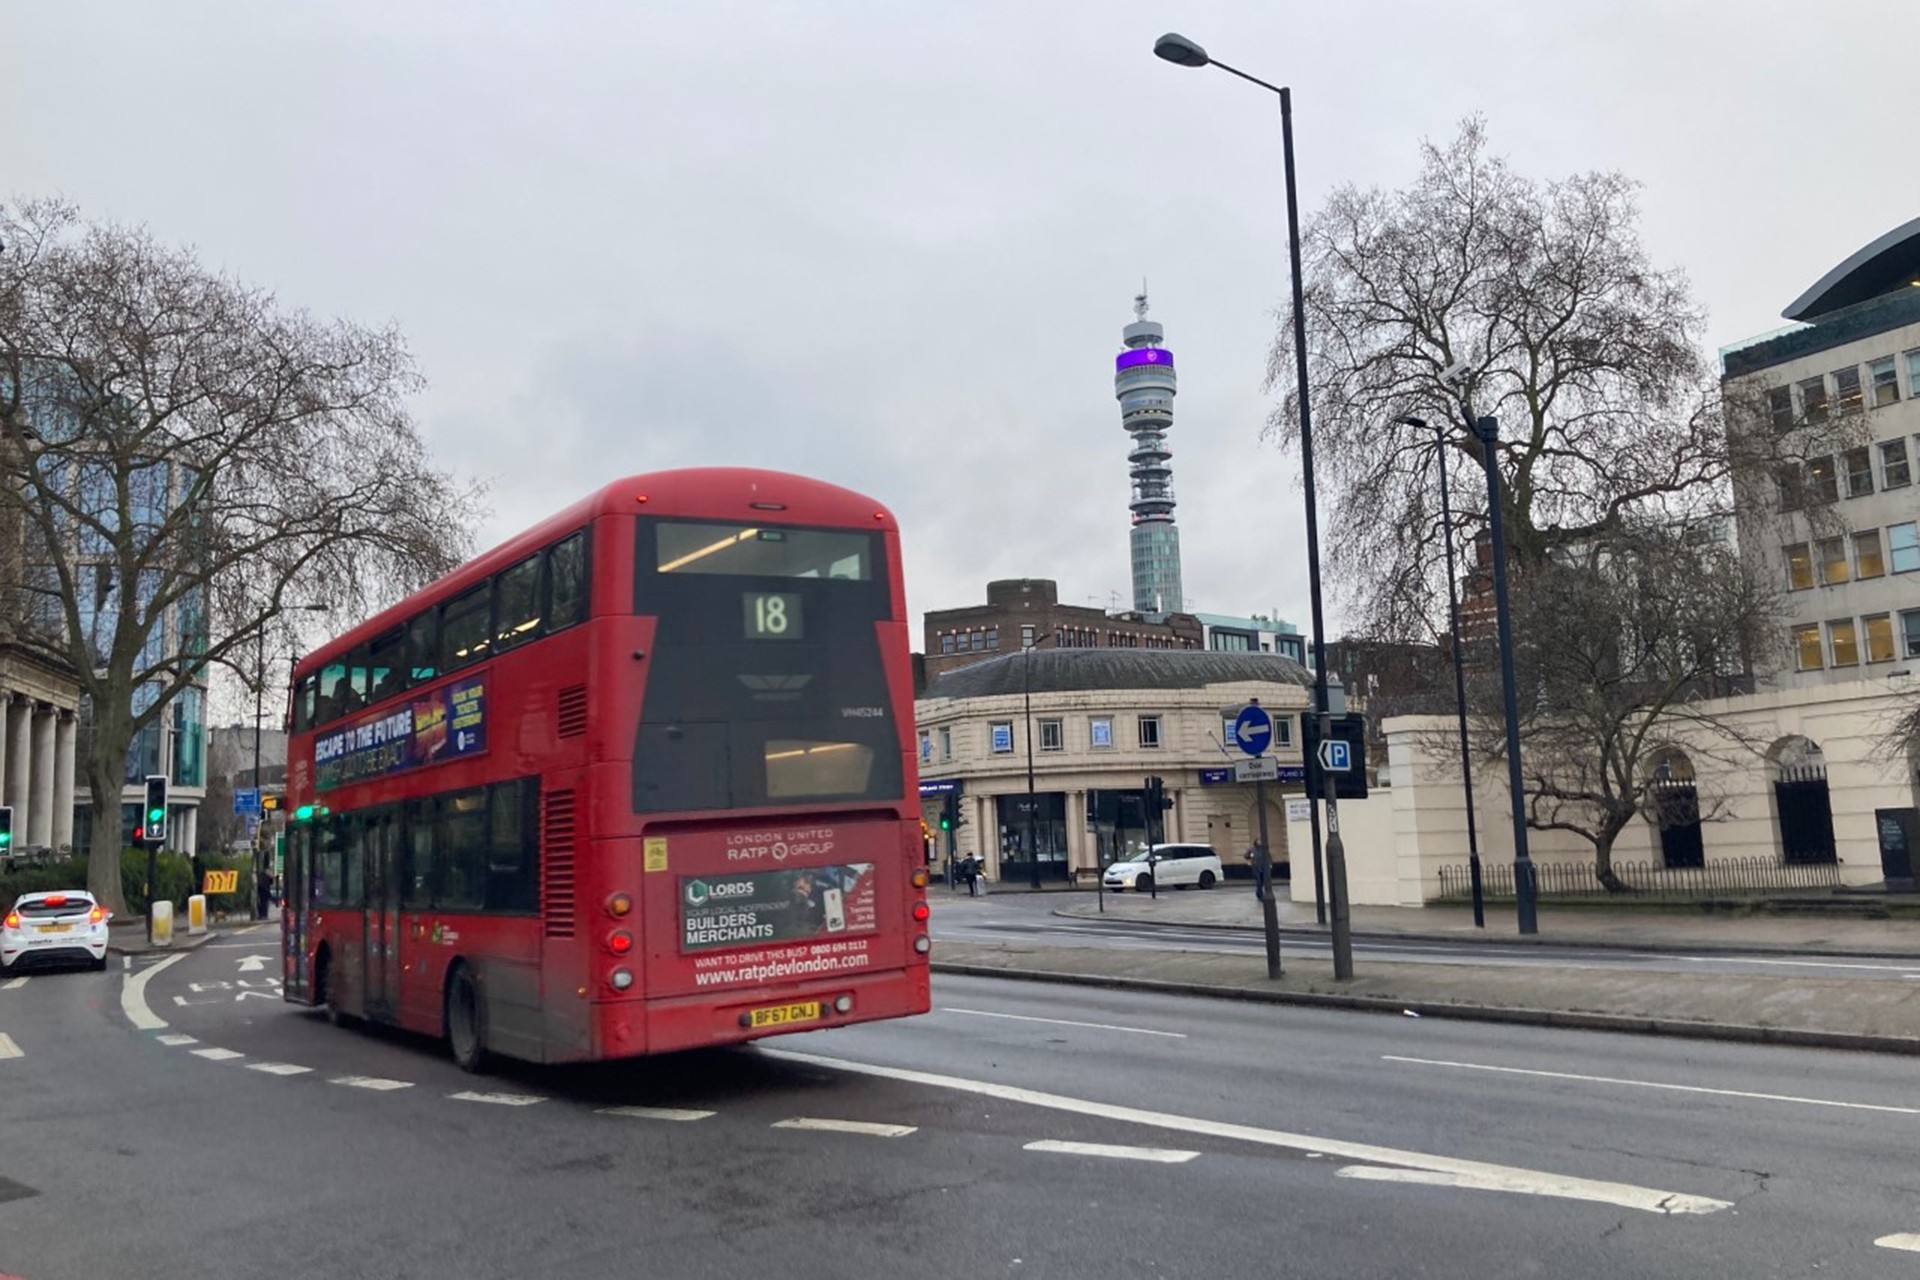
[493,555,544,652]
[406,611,438,687]
[292,674,317,732]
[343,813,366,908]
[317,812,347,906]
[484,778,538,913]
[441,586,491,671]
[548,531,588,631]
[367,627,405,703]
[403,797,437,907]
[437,788,488,909]
[346,646,371,713]
[317,662,349,726]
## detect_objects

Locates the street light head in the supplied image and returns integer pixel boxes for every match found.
[1153,32,1210,67]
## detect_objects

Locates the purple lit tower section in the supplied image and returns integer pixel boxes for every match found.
[1114,292,1184,618]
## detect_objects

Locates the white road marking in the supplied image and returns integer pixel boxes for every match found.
[0,1033,21,1060]
[1384,1055,1920,1116]
[2,976,27,990]
[190,1047,244,1061]
[450,1091,545,1106]
[1339,1164,1630,1201]
[155,1034,198,1046]
[330,1076,413,1091]
[764,1048,1730,1217]
[121,956,130,971]
[1877,1234,1920,1252]
[121,952,185,1030]
[598,1106,715,1122]
[940,1007,1187,1039]
[771,1117,917,1138]
[1681,955,1920,974]
[1025,1139,1197,1163]
[247,1062,313,1076]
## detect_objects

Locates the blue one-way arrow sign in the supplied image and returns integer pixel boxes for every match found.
[1232,705,1273,757]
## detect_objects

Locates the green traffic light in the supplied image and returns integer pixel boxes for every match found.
[294,805,315,821]
[148,808,165,822]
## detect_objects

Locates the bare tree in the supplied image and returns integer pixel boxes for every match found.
[1265,118,1857,641]
[0,199,479,913]
[1481,520,1781,891]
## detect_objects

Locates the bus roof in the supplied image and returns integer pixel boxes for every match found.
[295,467,897,679]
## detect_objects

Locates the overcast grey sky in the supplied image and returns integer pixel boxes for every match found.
[5,0,1914,654]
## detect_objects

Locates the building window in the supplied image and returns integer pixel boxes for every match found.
[918,729,932,764]
[1784,543,1814,591]
[1768,385,1795,430]
[1090,716,1114,749]
[1871,356,1900,407]
[1776,465,1805,511]
[1855,530,1886,579]
[1891,522,1920,574]
[1864,614,1895,664]
[1138,716,1162,748]
[1817,536,1849,586]
[1806,456,1839,504]
[1834,366,1863,414]
[989,721,1014,754]
[1884,438,1913,489]
[986,626,999,650]
[1275,718,1293,748]
[1020,624,1035,649]
[1827,619,1859,668]
[1039,718,1063,751]
[970,631,985,651]
[1799,377,1829,424]
[1903,610,1920,659]
[1793,624,1823,672]
[1844,447,1874,498]
[1907,350,1920,401]
[940,634,955,655]
[939,726,952,761]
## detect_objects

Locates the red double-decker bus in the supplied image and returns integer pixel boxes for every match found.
[280,468,930,1069]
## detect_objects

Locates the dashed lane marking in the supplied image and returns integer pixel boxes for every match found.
[764,1048,1731,1217]
[0,1034,20,1060]
[1025,1139,1196,1163]
[771,1117,916,1138]
[330,1076,414,1091]
[189,1048,244,1061]
[247,1062,313,1076]
[120,952,184,1030]
[598,1106,715,1122]
[450,1091,545,1106]
[939,1007,1187,1038]
[1383,1055,1920,1116]
[2,977,26,991]
[1877,1234,1920,1252]
[155,1034,197,1046]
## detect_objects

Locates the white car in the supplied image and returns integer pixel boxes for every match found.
[1,890,111,973]
[1102,843,1223,892]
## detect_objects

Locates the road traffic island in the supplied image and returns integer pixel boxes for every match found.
[931,941,1920,1055]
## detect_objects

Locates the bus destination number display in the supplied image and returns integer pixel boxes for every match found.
[744,591,804,640]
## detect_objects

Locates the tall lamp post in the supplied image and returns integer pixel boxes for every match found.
[1397,416,1484,928]
[1020,630,1055,890]
[1154,31,1352,978]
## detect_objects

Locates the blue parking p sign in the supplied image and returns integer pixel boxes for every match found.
[1316,739,1351,773]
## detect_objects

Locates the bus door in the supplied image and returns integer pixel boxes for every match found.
[362,808,402,1020]
[283,826,315,1003]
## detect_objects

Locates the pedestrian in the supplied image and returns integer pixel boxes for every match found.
[966,854,982,898]
[256,866,273,920]
[1250,843,1269,903]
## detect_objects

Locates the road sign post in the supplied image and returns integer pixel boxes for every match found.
[1318,681,1354,981]
[1236,699,1282,979]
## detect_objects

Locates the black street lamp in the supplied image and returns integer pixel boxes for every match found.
[1020,630,1055,890]
[1154,31,1353,977]
[1397,416,1485,928]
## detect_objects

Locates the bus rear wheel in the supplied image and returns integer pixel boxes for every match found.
[317,949,357,1028]
[446,964,489,1074]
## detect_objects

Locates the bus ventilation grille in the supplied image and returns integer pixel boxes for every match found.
[557,684,588,738]
[542,789,578,937]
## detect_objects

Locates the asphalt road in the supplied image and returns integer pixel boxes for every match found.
[2,932,1919,1278]
[934,891,1920,980]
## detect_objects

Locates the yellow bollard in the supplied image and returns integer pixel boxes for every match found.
[186,894,207,935]
[150,900,174,948]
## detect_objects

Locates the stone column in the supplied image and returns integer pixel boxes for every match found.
[29,704,56,847]
[0,692,10,811]
[5,698,30,841]
[1066,789,1088,876]
[53,712,76,851]
[180,804,198,860]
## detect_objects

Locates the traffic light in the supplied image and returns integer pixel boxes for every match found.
[938,793,957,832]
[143,774,169,847]
[0,805,12,852]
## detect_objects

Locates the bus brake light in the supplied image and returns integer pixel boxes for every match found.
[910,900,929,922]
[607,930,634,956]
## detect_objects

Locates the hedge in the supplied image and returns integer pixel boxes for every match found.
[2,850,257,919]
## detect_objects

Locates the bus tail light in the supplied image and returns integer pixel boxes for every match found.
[914,935,931,954]
[833,995,853,1014]
[606,930,634,956]
[910,900,930,922]
[609,967,634,991]
[606,892,633,918]
[910,868,928,889]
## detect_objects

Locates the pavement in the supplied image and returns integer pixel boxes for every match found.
[106,910,273,955]
[925,887,1920,1055]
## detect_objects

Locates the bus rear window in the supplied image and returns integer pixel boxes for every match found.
[653,523,870,581]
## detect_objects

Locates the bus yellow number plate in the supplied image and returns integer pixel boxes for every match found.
[749,1001,820,1028]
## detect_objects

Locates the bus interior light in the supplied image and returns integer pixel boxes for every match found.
[609,968,634,991]
[910,900,930,922]
[607,930,634,956]
[833,995,853,1014]
[606,892,633,918]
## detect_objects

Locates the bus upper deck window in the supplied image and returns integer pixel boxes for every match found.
[406,611,438,686]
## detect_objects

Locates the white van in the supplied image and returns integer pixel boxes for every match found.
[1101,843,1223,892]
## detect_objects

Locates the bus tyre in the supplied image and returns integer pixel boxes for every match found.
[446,964,489,1074]
[318,950,357,1028]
